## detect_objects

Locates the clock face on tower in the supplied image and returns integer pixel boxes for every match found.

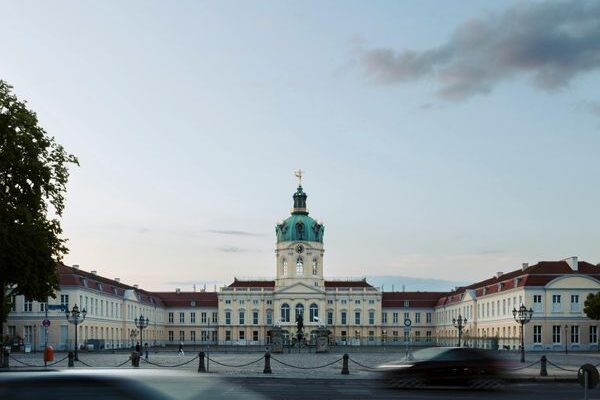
[295,244,304,254]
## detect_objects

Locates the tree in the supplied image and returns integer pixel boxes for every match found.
[584,292,600,351]
[0,79,78,340]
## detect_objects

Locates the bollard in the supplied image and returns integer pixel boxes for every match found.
[263,352,272,374]
[540,355,548,377]
[198,351,206,373]
[68,351,75,368]
[2,349,9,368]
[341,353,349,375]
[131,351,140,367]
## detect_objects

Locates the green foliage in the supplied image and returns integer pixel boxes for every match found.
[584,293,600,321]
[0,79,78,325]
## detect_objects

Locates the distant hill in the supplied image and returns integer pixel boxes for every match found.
[366,275,469,293]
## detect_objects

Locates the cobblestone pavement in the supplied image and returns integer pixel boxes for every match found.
[7,350,600,379]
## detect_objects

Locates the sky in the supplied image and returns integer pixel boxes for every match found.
[1,1,600,291]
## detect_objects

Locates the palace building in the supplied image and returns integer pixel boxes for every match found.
[5,178,600,352]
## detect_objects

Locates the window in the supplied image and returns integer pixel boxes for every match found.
[571,325,580,343]
[404,331,410,342]
[225,299,231,305]
[571,295,580,312]
[253,331,259,341]
[341,311,347,325]
[39,302,46,312]
[180,331,185,341]
[403,312,409,321]
[10,295,16,312]
[179,312,185,323]
[426,331,432,341]
[355,300,361,305]
[253,299,259,305]
[23,299,32,312]
[239,311,245,325]
[327,311,333,325]
[253,311,259,325]
[201,312,207,323]
[368,331,374,342]
[534,294,542,303]
[354,311,361,325]
[403,300,409,307]
[266,310,273,325]
[392,313,399,324]
[327,299,333,305]
[281,303,290,322]
[382,312,388,324]
[426,313,432,323]
[168,331,174,342]
[392,331,399,341]
[296,257,304,275]
[225,330,231,341]
[225,311,231,325]
[239,330,245,340]
[369,311,375,325]
[552,325,561,343]
[341,299,347,304]
[283,259,288,276]
[60,295,69,310]
[590,326,598,344]
[190,312,196,323]
[309,303,318,322]
[312,258,318,275]
[190,331,196,342]
[369,299,375,304]
[295,303,304,319]
[415,331,421,342]
[239,300,245,305]
[552,295,561,312]
[266,300,273,305]
[212,312,218,323]
[533,325,542,343]
[415,313,421,324]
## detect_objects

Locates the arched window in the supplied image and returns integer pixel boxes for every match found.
[295,303,304,319]
[281,303,290,322]
[296,257,303,275]
[310,303,319,322]
[282,259,288,276]
[312,258,318,275]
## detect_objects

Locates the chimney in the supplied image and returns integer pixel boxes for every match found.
[564,256,579,271]
[176,288,181,294]
[115,278,120,283]
[193,284,196,292]
[91,270,97,275]
[521,263,529,271]
[496,272,503,279]
[133,284,138,289]
[72,264,79,269]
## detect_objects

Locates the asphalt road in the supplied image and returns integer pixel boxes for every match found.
[205,378,599,400]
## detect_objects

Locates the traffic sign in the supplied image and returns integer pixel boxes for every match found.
[42,319,51,328]
[47,305,66,311]
[404,318,412,327]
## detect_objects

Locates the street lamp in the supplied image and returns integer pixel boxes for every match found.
[564,324,569,355]
[452,314,467,347]
[134,314,149,350]
[512,304,533,363]
[65,304,87,361]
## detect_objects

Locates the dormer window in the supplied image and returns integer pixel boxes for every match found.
[312,258,318,275]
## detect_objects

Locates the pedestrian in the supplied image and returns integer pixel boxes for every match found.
[178,342,184,357]
[144,342,149,360]
[135,341,141,353]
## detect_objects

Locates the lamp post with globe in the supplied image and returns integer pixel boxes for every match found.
[65,304,87,361]
[512,305,534,363]
[134,314,149,349]
[452,314,467,347]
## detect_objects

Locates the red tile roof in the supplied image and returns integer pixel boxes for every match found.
[382,292,446,308]
[325,279,373,288]
[153,292,218,307]
[228,279,275,288]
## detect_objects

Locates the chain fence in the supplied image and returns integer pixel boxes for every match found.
[141,355,199,368]
[207,355,265,368]
[270,355,343,370]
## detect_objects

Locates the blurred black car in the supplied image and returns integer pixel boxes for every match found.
[378,347,508,389]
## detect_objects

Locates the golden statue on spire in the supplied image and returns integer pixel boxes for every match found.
[294,169,303,187]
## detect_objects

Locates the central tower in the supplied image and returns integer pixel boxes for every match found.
[274,172,325,288]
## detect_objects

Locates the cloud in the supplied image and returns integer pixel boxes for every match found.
[217,245,253,253]
[359,1,600,100]
[208,229,264,236]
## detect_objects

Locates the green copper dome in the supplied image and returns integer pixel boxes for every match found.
[275,186,324,243]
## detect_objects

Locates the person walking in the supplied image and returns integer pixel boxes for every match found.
[135,342,141,353]
[178,343,184,357]
[144,342,149,360]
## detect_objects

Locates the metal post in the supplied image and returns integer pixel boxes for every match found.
[540,355,547,376]
[198,351,206,373]
[341,353,349,375]
[44,297,48,367]
[520,324,525,363]
[565,325,568,355]
[263,351,272,374]
[68,351,74,367]
[584,370,589,400]
[74,322,79,361]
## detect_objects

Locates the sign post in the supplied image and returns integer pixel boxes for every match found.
[404,318,412,360]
